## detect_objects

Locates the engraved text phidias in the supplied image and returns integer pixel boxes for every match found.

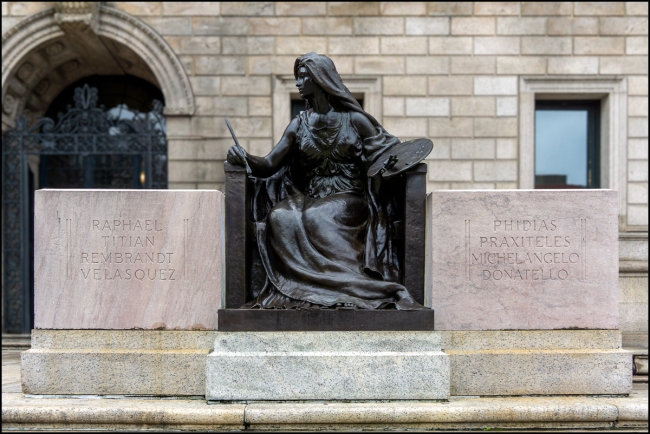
[79,219,177,281]
[465,219,586,282]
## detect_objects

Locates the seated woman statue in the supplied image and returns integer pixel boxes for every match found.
[227,52,423,310]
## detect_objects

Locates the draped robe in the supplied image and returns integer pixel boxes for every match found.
[245,110,421,310]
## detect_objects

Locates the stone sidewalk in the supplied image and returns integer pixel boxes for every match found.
[2,348,648,432]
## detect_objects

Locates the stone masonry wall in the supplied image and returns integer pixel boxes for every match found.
[3,2,647,228]
[2,2,648,346]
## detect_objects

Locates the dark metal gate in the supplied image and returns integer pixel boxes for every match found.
[2,84,167,333]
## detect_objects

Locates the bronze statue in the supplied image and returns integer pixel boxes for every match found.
[227,52,431,310]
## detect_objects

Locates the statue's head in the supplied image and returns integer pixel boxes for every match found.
[295,65,320,100]
[293,53,337,102]
[293,52,380,128]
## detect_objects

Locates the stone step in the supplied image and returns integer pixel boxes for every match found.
[2,391,647,431]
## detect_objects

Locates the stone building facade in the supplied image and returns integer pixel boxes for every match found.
[1,2,648,349]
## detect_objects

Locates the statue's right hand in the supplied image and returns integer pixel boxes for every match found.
[227,145,247,166]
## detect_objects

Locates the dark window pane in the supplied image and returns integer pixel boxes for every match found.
[291,99,306,120]
[535,101,600,189]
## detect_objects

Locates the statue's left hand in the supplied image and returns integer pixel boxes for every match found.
[227,144,247,166]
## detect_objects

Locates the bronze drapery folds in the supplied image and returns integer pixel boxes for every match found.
[226,53,431,310]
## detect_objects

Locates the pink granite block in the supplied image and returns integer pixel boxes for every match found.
[427,190,619,330]
[34,190,224,330]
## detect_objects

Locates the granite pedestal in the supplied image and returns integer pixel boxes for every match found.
[206,331,450,401]
[22,330,218,396]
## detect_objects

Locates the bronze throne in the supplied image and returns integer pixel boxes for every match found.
[219,161,433,331]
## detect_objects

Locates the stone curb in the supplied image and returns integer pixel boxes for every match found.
[2,392,647,431]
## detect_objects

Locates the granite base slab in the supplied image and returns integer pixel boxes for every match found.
[440,330,633,396]
[217,309,435,331]
[206,331,449,401]
[448,349,632,396]
[21,330,218,396]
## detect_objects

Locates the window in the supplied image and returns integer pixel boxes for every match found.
[535,100,601,189]
[519,77,628,228]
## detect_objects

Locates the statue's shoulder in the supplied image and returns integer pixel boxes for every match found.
[349,111,376,139]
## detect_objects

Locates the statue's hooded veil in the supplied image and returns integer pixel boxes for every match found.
[294,52,396,141]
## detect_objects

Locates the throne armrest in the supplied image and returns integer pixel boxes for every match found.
[403,163,427,305]
[224,162,248,308]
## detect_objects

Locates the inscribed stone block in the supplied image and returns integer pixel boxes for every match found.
[34,190,224,330]
[427,190,619,330]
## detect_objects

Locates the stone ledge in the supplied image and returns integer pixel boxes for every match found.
[30,330,219,350]
[448,348,632,396]
[22,349,210,396]
[440,330,622,350]
[2,392,647,431]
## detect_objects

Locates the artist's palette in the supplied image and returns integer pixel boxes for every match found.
[368,138,433,178]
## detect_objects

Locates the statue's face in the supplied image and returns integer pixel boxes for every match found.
[296,66,319,99]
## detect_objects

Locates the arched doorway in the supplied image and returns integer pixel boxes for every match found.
[1,4,193,333]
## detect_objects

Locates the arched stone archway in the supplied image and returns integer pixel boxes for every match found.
[2,4,195,130]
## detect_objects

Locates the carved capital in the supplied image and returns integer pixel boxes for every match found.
[54,2,100,34]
